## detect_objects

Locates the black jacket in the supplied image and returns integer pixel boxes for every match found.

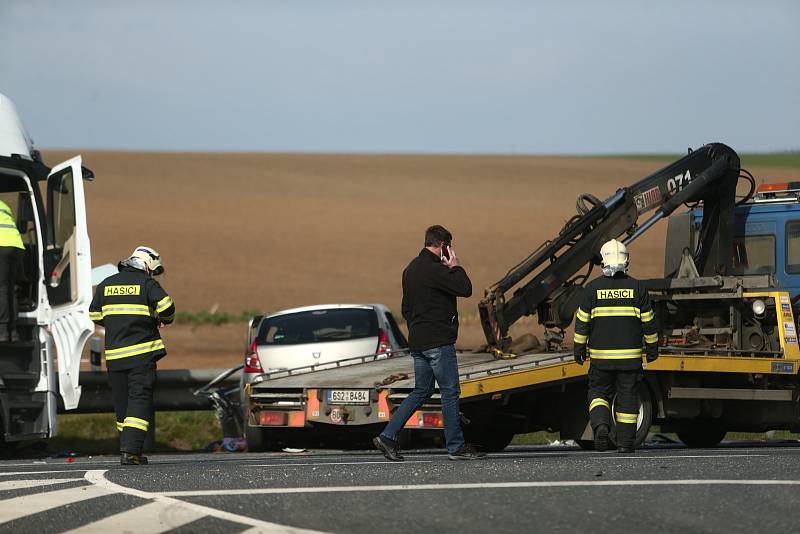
[573,273,658,371]
[89,266,176,371]
[402,249,472,351]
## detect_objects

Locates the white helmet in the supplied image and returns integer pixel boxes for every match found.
[127,246,164,276]
[600,239,628,277]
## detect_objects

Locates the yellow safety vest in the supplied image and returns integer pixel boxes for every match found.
[0,201,24,250]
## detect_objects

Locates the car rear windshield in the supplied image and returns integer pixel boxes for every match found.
[256,308,379,346]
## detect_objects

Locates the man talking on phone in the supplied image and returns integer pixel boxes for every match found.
[374,225,486,461]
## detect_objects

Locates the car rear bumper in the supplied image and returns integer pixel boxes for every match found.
[246,384,445,431]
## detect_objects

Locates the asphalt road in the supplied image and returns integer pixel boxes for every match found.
[1,443,799,533]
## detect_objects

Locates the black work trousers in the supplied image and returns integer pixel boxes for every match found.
[0,247,20,338]
[587,365,642,448]
[108,362,156,455]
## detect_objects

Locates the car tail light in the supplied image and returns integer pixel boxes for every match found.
[244,341,263,373]
[377,328,392,356]
[259,411,287,426]
[421,412,444,428]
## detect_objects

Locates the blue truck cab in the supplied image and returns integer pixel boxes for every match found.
[665,182,800,300]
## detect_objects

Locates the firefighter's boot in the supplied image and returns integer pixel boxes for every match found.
[594,424,610,452]
[120,452,148,465]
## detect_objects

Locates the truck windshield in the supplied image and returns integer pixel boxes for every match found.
[257,308,378,346]
[731,235,775,275]
[786,221,800,274]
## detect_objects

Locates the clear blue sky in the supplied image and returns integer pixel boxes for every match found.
[2,0,798,154]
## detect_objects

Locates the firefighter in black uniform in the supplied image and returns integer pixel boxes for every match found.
[90,246,175,465]
[573,239,658,453]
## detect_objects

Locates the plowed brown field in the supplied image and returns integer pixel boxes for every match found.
[44,150,799,368]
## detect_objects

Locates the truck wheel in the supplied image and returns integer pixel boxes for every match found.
[245,424,277,452]
[676,424,727,448]
[610,383,653,448]
[465,427,515,452]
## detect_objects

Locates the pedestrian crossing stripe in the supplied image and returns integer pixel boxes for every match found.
[0,469,324,533]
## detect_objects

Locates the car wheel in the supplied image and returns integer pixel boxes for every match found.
[676,423,727,448]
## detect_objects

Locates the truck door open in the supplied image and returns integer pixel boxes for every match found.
[45,156,93,410]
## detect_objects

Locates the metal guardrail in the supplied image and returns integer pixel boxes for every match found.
[57,367,242,414]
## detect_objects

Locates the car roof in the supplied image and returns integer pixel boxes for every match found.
[264,303,389,319]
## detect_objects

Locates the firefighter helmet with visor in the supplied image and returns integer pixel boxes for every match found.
[125,246,164,276]
[600,239,628,277]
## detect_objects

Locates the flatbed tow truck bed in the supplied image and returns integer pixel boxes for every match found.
[245,341,800,452]
[250,348,795,398]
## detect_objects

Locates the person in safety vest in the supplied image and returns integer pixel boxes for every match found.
[573,239,658,453]
[0,199,24,342]
[90,246,175,465]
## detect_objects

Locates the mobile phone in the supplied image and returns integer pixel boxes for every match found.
[441,245,451,261]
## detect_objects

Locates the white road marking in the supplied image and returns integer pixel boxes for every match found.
[594,454,769,460]
[0,483,112,524]
[0,460,120,468]
[84,470,326,534]
[158,479,800,497]
[0,478,84,491]
[62,500,206,533]
[0,469,91,477]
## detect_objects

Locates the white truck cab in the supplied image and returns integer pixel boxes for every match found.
[0,94,93,443]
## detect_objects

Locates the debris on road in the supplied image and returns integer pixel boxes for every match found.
[205,437,247,453]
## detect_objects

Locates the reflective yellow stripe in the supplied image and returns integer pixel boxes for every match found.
[89,311,103,320]
[589,348,643,359]
[644,333,658,344]
[116,422,124,432]
[124,416,149,429]
[123,416,149,431]
[0,209,23,249]
[105,339,165,360]
[123,420,148,431]
[615,411,639,424]
[641,309,655,322]
[156,296,174,313]
[589,398,610,412]
[100,304,153,318]
[573,333,588,344]
[591,306,641,319]
[576,308,590,322]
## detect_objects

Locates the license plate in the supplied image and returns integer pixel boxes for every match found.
[327,389,369,405]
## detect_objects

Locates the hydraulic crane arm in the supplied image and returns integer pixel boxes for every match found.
[479,142,741,351]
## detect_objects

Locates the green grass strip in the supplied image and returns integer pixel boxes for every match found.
[45,411,222,455]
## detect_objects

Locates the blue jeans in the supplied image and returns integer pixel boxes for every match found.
[380,344,466,454]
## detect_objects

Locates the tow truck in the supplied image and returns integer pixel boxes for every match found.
[0,94,94,444]
[244,142,800,451]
